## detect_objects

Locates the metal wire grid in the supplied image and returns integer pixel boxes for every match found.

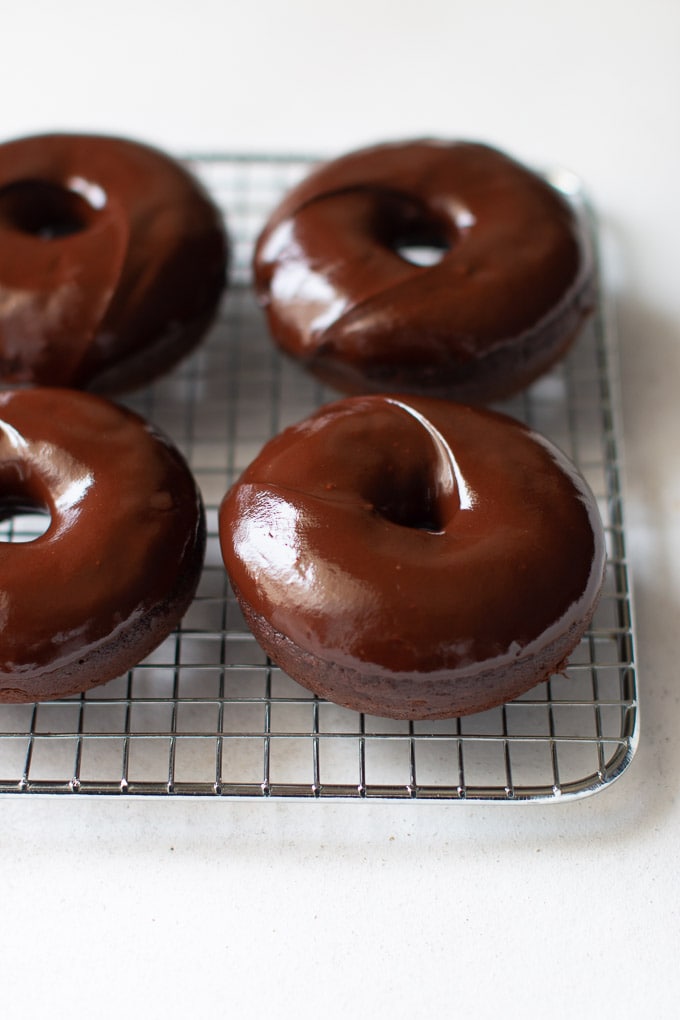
[0,155,637,800]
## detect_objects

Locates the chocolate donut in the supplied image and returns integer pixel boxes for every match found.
[219,395,605,719]
[254,140,594,402]
[0,388,205,702]
[0,133,228,392]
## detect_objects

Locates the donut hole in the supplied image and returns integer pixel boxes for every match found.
[366,467,444,533]
[0,179,99,239]
[374,194,453,267]
[0,496,51,543]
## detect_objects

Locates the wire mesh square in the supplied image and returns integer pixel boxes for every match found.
[0,154,638,800]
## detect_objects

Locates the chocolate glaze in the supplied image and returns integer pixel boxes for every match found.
[0,389,205,702]
[0,133,228,392]
[254,140,594,402]
[220,395,605,719]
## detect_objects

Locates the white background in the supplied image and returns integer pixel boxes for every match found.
[2,2,679,1016]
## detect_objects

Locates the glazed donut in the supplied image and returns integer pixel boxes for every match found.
[254,139,594,402]
[0,133,228,392]
[220,395,605,719]
[0,388,205,702]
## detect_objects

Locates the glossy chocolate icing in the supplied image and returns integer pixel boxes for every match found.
[0,388,205,702]
[220,395,605,719]
[0,133,228,392]
[254,140,594,402]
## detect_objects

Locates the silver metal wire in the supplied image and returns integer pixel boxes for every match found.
[0,154,638,800]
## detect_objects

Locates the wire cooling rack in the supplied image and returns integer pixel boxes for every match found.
[0,155,637,801]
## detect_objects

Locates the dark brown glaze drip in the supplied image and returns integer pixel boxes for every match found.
[0,389,205,702]
[253,140,594,402]
[0,133,229,393]
[220,396,606,718]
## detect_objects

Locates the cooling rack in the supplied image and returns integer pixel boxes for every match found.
[0,155,638,801]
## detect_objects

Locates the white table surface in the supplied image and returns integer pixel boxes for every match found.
[2,2,679,1016]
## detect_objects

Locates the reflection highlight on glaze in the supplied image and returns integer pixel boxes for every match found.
[385,397,476,510]
[66,175,107,211]
[233,490,367,619]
